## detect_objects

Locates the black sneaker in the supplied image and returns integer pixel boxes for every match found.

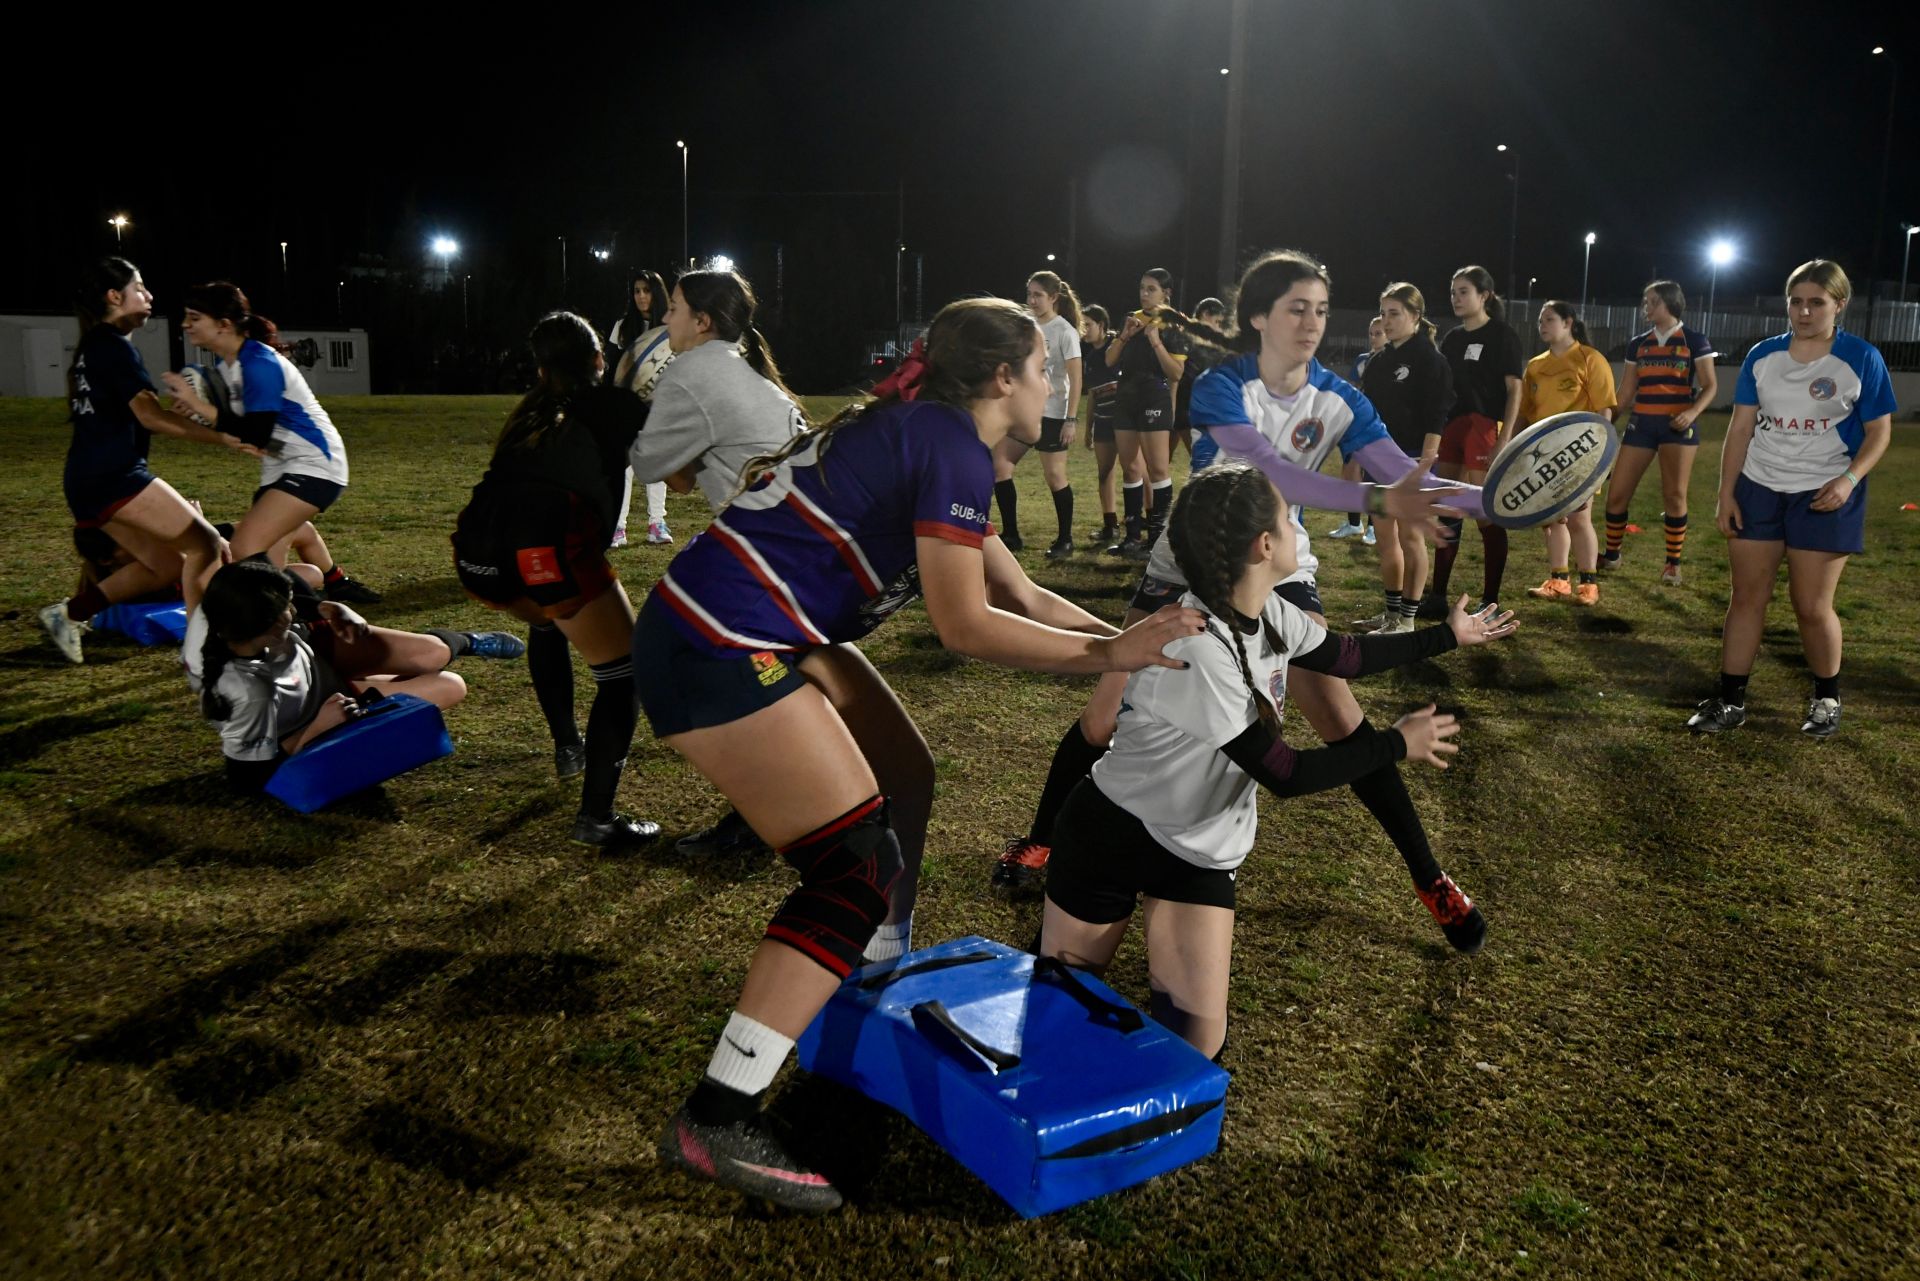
[571,813,662,847]
[466,631,527,660]
[1686,698,1746,734]
[1000,532,1025,553]
[1801,697,1841,739]
[324,575,384,604]
[1415,872,1486,954]
[1105,535,1140,557]
[676,809,772,858]
[1415,595,1450,621]
[1044,537,1074,561]
[658,1105,843,1213]
[555,741,586,780]
[1121,538,1154,562]
[1092,523,1117,546]
[990,836,1051,891]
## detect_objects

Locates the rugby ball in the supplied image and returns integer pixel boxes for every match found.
[613,324,675,402]
[174,363,229,426]
[1481,411,1619,530]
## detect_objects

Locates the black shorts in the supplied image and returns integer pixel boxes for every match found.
[1114,379,1173,433]
[1047,780,1237,923]
[632,591,812,736]
[254,473,346,514]
[66,466,155,526]
[453,480,616,620]
[1091,415,1117,446]
[1131,571,1324,620]
[1035,416,1070,454]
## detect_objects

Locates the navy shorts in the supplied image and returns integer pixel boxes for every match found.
[1733,472,1866,554]
[1114,380,1173,433]
[1130,572,1323,620]
[255,473,346,514]
[1047,780,1236,923]
[1091,414,1117,446]
[1033,416,1071,454]
[1621,411,1698,449]
[66,466,155,526]
[632,591,812,736]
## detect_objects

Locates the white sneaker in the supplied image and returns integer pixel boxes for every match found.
[609,526,629,549]
[1363,525,1378,546]
[1327,521,1363,539]
[1385,613,1416,633]
[646,519,674,545]
[1350,610,1389,632]
[40,602,87,664]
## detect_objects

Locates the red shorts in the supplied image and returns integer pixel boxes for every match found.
[1437,413,1500,471]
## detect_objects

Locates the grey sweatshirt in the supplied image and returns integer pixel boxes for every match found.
[629,340,806,512]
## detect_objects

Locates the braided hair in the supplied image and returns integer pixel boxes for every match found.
[1167,463,1288,733]
[197,560,296,721]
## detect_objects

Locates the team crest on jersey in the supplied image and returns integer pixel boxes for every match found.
[750,652,790,687]
[1291,418,1324,451]
[1267,668,1288,710]
[1809,377,1837,401]
[1394,365,1410,382]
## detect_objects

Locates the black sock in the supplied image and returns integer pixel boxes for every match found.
[1385,590,1403,616]
[526,624,579,747]
[1029,718,1111,845]
[1348,511,1362,525]
[994,479,1020,541]
[1578,571,1596,584]
[1123,482,1144,537]
[67,583,110,622]
[1051,484,1074,542]
[1430,519,1464,598]
[1342,722,1442,890]
[1720,672,1750,707]
[1479,523,1509,604]
[425,628,471,661]
[1148,481,1174,533]
[581,655,638,820]
[1813,672,1840,701]
[688,1077,763,1126]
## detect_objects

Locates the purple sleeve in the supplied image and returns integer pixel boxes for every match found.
[910,408,993,547]
[1350,439,1488,521]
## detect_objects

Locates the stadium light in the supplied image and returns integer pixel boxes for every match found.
[1899,222,1917,305]
[1707,239,1736,320]
[431,236,459,258]
[1581,233,1597,310]
[593,248,610,262]
[710,254,735,273]
[1219,68,1229,75]
[108,213,130,242]
[1046,253,1056,262]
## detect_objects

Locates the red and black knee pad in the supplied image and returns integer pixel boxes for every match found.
[764,796,902,978]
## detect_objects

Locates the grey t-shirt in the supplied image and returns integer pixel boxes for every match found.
[629,340,807,512]
[183,606,325,762]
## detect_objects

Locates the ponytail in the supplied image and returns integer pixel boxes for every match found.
[71,257,141,402]
[1027,271,1083,328]
[199,632,236,721]
[1541,299,1589,347]
[1167,464,1290,734]
[181,281,291,355]
[676,268,806,412]
[196,560,297,722]
[1382,282,1437,343]
[740,325,800,405]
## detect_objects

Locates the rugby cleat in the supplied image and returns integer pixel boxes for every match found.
[658,1105,843,1213]
[1801,697,1842,739]
[1045,537,1075,562]
[555,741,586,780]
[1526,577,1572,601]
[1660,563,1683,587]
[1686,698,1746,734]
[464,631,527,660]
[991,837,1051,891]
[572,812,662,847]
[39,603,88,664]
[1573,582,1600,607]
[324,575,384,605]
[1326,520,1364,540]
[676,809,772,859]
[1415,872,1486,954]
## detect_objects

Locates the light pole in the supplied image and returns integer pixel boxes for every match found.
[109,214,130,242]
[1581,232,1597,310]
[1707,239,1735,324]
[431,236,459,287]
[1497,144,1520,298]
[558,236,568,299]
[279,241,289,300]
[677,141,690,269]
[1870,48,1899,336]
[1901,222,1918,305]
[1526,275,1538,321]
[462,275,470,330]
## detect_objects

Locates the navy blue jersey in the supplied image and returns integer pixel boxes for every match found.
[66,326,155,485]
[1109,317,1190,383]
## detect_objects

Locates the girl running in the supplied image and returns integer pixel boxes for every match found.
[1103,267,1190,556]
[1519,301,1617,606]
[1426,266,1525,614]
[1601,280,1717,585]
[41,258,231,664]
[453,312,658,846]
[1079,305,1134,548]
[997,253,1490,961]
[627,268,806,511]
[638,296,1205,1212]
[1687,260,1894,738]
[990,271,1083,559]
[1042,464,1517,1058]
[161,283,351,566]
[608,268,673,546]
[187,558,520,792]
[1358,284,1454,633]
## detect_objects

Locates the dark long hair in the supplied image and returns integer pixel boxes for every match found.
[197,560,296,722]
[1225,249,1331,353]
[674,269,799,403]
[71,257,141,401]
[1451,265,1505,323]
[615,269,668,343]
[1167,462,1289,733]
[182,281,289,353]
[739,296,1040,489]
[496,311,603,456]
[1541,299,1590,347]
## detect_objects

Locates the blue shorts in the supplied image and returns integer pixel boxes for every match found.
[65,466,155,526]
[1130,572,1324,620]
[632,592,813,737]
[254,473,345,514]
[1620,412,1697,449]
[1733,472,1866,554]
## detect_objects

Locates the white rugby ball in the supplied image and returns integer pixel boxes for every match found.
[1481,411,1619,530]
[614,325,675,402]
[174,364,228,426]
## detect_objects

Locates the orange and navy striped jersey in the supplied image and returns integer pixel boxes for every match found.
[1626,325,1715,417]
[1519,344,1617,424]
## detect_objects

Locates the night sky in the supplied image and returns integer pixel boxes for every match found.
[12,0,1918,389]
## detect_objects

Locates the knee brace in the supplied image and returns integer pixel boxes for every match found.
[766,796,903,978]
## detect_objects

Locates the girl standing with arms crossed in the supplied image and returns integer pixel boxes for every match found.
[607,268,674,546]
[1519,301,1617,606]
[1686,261,1894,738]
[1104,267,1189,557]
[1358,284,1454,633]
[1079,304,1133,548]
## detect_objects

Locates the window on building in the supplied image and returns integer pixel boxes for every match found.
[328,339,356,371]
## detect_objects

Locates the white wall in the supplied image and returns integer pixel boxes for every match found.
[0,314,171,397]
[183,329,371,397]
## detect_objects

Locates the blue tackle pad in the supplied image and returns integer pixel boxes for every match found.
[264,693,454,813]
[796,935,1230,1218]
[91,601,189,646]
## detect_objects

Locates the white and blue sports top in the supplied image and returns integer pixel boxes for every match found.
[1735,331,1897,494]
[218,340,349,487]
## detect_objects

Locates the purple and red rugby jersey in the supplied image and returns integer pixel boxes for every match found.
[652,400,995,653]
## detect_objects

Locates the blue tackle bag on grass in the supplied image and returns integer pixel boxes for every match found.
[795,935,1230,1217]
[91,601,189,646]
[264,692,453,813]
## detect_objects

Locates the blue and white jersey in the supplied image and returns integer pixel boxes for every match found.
[1736,331,1897,494]
[1147,355,1389,587]
[218,340,349,487]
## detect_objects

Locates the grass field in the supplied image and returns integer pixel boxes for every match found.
[2,396,1918,1280]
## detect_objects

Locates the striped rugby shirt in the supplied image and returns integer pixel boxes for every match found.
[1625,324,1715,417]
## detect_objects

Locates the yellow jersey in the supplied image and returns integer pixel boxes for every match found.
[1519,344,1616,425]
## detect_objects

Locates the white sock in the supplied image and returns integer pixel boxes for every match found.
[862,917,912,965]
[704,1010,793,1097]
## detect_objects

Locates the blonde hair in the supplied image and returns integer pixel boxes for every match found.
[1380,282,1437,342]
[1785,259,1852,305]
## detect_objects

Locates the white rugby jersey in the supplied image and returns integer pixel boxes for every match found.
[1735,331,1897,493]
[218,340,349,487]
